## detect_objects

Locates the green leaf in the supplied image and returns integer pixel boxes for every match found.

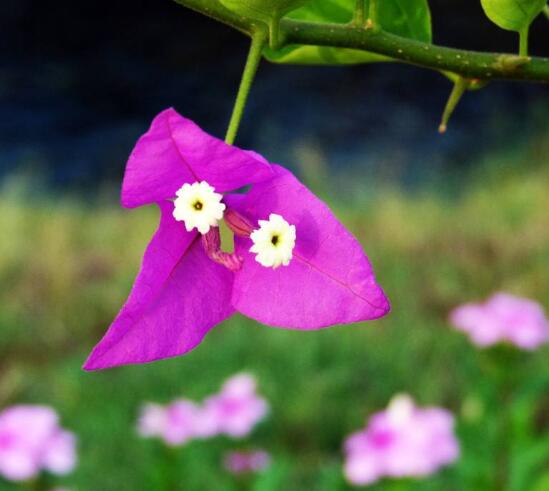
[264,0,432,65]
[480,0,546,32]
[219,0,310,25]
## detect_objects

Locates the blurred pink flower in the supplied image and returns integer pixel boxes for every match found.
[137,399,202,446]
[343,395,459,486]
[202,373,269,438]
[450,292,549,350]
[137,373,268,445]
[0,405,77,482]
[223,449,271,475]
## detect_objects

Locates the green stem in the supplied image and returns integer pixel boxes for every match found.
[225,30,267,145]
[438,77,470,133]
[367,0,379,26]
[519,26,529,57]
[544,5,549,20]
[353,0,365,26]
[173,0,549,82]
[268,15,282,49]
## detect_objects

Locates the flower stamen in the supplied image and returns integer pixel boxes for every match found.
[173,181,225,234]
[250,214,296,269]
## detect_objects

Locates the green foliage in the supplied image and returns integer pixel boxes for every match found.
[264,0,432,65]
[480,0,546,32]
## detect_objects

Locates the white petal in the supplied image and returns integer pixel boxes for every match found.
[173,181,225,234]
[249,214,296,269]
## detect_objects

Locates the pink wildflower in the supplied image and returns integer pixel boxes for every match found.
[200,373,269,438]
[343,395,459,486]
[202,373,269,438]
[0,405,77,482]
[223,449,271,474]
[137,373,268,445]
[450,292,549,350]
[137,399,202,446]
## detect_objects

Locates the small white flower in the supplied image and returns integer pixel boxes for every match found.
[250,214,296,269]
[387,393,414,426]
[173,181,226,234]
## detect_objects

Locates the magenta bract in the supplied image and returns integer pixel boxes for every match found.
[84,109,390,370]
[121,108,274,208]
[227,164,390,328]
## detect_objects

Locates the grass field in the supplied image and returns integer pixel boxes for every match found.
[1,142,548,490]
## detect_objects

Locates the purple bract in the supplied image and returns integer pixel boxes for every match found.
[84,108,390,370]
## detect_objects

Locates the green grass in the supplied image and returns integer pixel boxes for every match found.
[1,147,548,490]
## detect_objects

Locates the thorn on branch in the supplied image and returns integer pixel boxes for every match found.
[438,77,473,134]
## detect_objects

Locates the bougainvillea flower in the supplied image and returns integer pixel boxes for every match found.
[84,109,390,370]
[224,164,389,327]
[343,395,459,486]
[0,405,77,482]
[201,373,269,438]
[223,449,271,475]
[449,292,549,350]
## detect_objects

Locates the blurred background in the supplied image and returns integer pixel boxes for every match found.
[0,0,548,489]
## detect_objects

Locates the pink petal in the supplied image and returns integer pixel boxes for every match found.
[228,166,390,329]
[0,449,40,482]
[121,108,274,208]
[84,202,234,369]
[0,406,58,451]
[0,406,60,482]
[161,400,201,446]
[137,403,167,438]
[344,453,381,486]
[42,430,77,475]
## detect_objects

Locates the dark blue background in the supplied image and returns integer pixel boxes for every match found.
[1,0,547,192]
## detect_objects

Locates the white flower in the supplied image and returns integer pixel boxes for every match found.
[387,393,415,426]
[250,214,296,269]
[173,181,226,234]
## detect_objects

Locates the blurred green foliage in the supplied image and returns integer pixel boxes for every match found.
[0,138,548,490]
